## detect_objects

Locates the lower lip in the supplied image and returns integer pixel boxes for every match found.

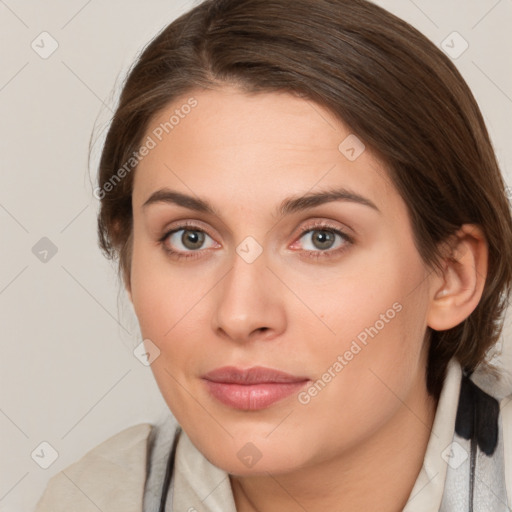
[203,380,308,410]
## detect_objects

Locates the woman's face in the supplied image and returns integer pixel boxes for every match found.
[129,86,438,475]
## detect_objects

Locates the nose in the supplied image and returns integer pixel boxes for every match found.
[212,247,287,344]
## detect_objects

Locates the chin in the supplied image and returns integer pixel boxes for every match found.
[192,431,312,476]
[211,452,306,477]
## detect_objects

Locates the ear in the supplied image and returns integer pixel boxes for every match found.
[427,224,488,331]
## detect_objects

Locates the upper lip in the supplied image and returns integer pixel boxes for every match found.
[202,366,309,384]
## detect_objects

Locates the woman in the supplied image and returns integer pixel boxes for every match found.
[36,0,512,510]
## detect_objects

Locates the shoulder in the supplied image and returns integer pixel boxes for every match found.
[35,423,153,512]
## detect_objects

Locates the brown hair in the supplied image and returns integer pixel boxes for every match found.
[95,0,512,398]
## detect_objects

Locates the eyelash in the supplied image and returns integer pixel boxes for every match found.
[158,220,354,261]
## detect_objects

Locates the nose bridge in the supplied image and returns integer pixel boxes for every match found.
[212,240,285,342]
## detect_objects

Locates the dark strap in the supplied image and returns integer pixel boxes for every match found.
[454,373,500,511]
[158,425,182,512]
[455,373,500,456]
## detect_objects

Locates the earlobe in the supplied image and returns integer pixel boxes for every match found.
[427,224,488,331]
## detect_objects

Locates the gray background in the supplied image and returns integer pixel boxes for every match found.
[1,1,511,510]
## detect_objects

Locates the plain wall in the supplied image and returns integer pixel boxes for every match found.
[0,1,511,510]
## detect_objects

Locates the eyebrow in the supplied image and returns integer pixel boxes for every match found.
[142,187,381,217]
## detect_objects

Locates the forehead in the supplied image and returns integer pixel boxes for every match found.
[132,86,399,220]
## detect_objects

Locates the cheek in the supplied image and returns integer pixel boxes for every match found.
[130,237,210,339]
[307,250,431,419]
[302,232,426,363]
[129,240,220,408]
[295,240,427,350]
[288,291,430,464]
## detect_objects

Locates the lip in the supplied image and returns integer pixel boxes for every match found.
[201,366,310,410]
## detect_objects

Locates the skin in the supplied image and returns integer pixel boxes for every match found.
[126,86,488,511]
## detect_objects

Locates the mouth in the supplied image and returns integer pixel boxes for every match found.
[201,366,310,410]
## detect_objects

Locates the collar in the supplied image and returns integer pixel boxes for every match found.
[403,358,462,511]
[171,359,463,511]
[172,428,237,511]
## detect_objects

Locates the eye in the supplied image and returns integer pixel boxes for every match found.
[291,222,353,260]
[159,223,218,260]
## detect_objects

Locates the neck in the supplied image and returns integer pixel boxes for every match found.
[230,376,438,512]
